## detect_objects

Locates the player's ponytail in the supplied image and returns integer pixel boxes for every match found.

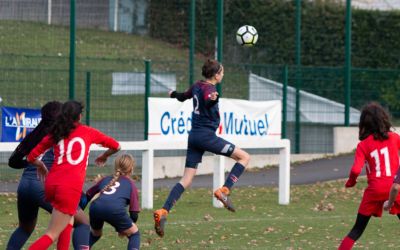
[99,170,121,194]
[51,100,83,143]
[99,153,135,195]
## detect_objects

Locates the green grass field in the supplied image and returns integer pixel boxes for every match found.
[1,178,400,249]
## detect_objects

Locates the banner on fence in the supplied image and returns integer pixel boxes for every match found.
[1,106,41,142]
[148,97,281,144]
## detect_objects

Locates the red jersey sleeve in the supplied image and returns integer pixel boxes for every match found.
[27,135,55,163]
[349,143,366,178]
[88,127,120,150]
[128,179,140,212]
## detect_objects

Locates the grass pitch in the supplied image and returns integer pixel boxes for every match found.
[1,178,400,249]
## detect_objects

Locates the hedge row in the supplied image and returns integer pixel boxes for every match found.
[148,0,400,69]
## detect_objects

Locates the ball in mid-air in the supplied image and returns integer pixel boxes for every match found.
[236,25,258,47]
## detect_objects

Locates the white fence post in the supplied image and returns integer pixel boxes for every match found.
[212,155,225,208]
[278,140,290,205]
[141,148,154,209]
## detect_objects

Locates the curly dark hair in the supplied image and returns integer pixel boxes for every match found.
[358,102,392,141]
[50,100,84,143]
[8,101,62,169]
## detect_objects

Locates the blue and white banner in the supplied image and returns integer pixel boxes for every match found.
[148,97,281,144]
[1,106,41,142]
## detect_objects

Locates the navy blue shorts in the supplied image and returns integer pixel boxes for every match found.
[17,177,53,224]
[185,130,235,168]
[89,202,133,232]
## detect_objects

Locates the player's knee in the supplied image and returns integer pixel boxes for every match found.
[180,179,192,188]
[129,224,139,234]
[120,224,138,237]
[240,151,250,167]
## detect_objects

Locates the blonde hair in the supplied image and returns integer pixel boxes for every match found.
[100,153,135,194]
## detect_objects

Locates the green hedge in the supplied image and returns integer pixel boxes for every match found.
[149,0,400,69]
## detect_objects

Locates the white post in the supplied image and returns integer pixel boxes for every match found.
[141,148,154,209]
[278,140,290,205]
[47,0,52,25]
[113,0,119,32]
[212,155,225,208]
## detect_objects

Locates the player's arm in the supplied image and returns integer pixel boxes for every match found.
[26,135,54,163]
[129,211,139,223]
[129,181,140,223]
[384,167,400,211]
[202,85,219,108]
[384,183,400,211]
[26,135,54,180]
[89,128,121,166]
[95,147,120,167]
[204,92,219,108]
[84,178,105,205]
[169,86,193,102]
[345,144,365,187]
[8,148,28,169]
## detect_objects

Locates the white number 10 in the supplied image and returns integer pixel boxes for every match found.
[370,146,391,177]
[57,137,86,165]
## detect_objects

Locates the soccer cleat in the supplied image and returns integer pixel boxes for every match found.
[214,186,236,212]
[153,208,168,237]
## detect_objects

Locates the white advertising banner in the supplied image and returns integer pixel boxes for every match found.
[148,97,281,144]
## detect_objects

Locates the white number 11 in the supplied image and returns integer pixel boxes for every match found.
[370,147,391,177]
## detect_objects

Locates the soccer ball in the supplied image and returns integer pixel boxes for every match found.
[236,25,258,47]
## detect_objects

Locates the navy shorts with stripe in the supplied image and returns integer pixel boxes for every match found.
[185,130,235,168]
[89,202,133,232]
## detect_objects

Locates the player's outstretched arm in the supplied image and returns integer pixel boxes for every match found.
[169,87,193,102]
[95,146,121,167]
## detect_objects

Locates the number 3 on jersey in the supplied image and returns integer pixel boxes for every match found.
[369,146,391,177]
[103,181,120,195]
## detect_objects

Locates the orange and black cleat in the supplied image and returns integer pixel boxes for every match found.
[153,208,168,237]
[214,186,235,212]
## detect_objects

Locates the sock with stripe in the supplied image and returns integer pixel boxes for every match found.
[224,163,245,189]
[162,183,185,212]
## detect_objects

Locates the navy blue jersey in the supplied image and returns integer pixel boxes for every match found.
[177,80,220,131]
[86,175,140,214]
[21,149,54,180]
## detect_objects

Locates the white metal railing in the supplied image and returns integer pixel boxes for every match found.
[1,139,291,209]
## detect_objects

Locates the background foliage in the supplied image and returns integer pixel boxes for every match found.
[149,0,400,68]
